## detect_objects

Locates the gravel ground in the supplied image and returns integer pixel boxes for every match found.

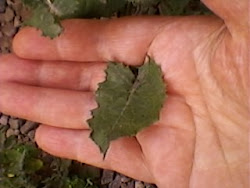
[0,0,156,187]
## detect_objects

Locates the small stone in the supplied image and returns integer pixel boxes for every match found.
[144,183,157,188]
[135,181,145,188]
[0,0,6,13]
[4,7,14,22]
[0,36,11,53]
[0,115,8,125]
[120,175,131,183]
[9,118,23,129]
[20,6,30,21]
[11,0,22,15]
[22,136,29,143]
[127,181,135,188]
[6,128,15,137]
[2,22,16,37]
[101,170,114,184]
[0,124,8,132]
[0,35,11,46]
[108,174,121,188]
[6,0,14,6]
[27,130,35,140]
[14,129,20,135]
[20,121,38,134]
[0,13,4,22]
[14,15,21,27]
[121,183,128,188]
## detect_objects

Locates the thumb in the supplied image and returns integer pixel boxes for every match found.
[201,0,248,36]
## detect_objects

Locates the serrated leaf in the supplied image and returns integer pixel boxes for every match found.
[0,129,6,151]
[24,158,43,173]
[51,0,79,18]
[128,0,159,6]
[70,0,127,18]
[21,0,43,8]
[159,0,190,15]
[88,58,166,154]
[23,4,62,38]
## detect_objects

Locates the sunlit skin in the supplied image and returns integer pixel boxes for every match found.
[0,0,248,187]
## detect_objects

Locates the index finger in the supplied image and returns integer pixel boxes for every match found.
[13,17,169,65]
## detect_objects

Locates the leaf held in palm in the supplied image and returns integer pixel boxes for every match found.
[88,58,166,154]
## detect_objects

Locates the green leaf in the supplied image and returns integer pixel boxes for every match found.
[0,129,6,151]
[88,58,166,153]
[50,0,79,18]
[21,0,127,38]
[24,158,43,173]
[2,149,25,175]
[21,0,43,8]
[69,0,127,18]
[4,135,17,149]
[159,0,190,15]
[23,4,62,38]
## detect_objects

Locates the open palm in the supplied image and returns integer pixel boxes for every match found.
[0,0,248,187]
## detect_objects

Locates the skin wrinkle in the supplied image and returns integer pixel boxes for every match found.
[212,38,247,105]
[79,65,91,91]
[192,25,237,186]
[216,131,248,167]
[211,98,248,130]
[137,125,164,186]
[135,125,165,184]
[213,108,248,138]
[105,138,153,182]
[188,25,224,186]
[75,131,103,165]
[56,29,68,61]
[157,127,193,188]
[194,25,248,179]
[146,19,173,62]
[184,102,197,188]
[99,18,168,65]
[35,61,43,87]
[228,39,249,94]
[89,63,98,91]
[38,62,50,88]
[132,138,155,184]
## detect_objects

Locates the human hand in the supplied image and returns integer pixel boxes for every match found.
[0,0,248,187]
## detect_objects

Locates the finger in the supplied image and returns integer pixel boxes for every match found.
[0,82,96,129]
[0,54,106,91]
[13,17,169,65]
[35,125,154,183]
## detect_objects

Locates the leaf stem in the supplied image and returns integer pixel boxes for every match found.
[45,0,61,16]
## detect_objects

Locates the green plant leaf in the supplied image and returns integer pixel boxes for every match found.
[0,129,6,150]
[50,0,79,18]
[21,0,127,38]
[24,158,43,173]
[64,0,127,18]
[21,0,42,8]
[23,3,62,38]
[88,58,166,154]
[159,0,190,15]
